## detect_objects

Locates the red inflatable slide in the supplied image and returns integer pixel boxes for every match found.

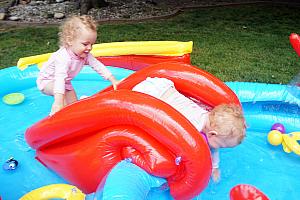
[25,62,240,200]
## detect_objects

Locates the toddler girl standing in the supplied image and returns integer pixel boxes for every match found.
[37,15,120,115]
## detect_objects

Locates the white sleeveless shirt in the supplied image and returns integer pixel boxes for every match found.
[133,77,219,168]
[132,77,208,131]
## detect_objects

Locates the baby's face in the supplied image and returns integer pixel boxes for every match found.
[207,133,241,149]
[68,26,97,58]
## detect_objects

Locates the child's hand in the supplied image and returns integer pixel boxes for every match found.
[212,168,221,183]
[50,94,64,116]
[112,80,122,90]
[109,76,123,90]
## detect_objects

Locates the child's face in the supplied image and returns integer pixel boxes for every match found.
[207,131,241,149]
[68,27,97,58]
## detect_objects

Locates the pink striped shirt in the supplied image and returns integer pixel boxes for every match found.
[37,47,112,94]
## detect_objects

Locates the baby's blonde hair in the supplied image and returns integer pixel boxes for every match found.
[209,104,246,144]
[58,15,97,47]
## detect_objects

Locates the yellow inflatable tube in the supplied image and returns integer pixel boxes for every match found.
[18,53,52,71]
[91,41,193,57]
[17,41,193,70]
[19,184,85,200]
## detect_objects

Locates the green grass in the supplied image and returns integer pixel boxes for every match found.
[1,4,300,84]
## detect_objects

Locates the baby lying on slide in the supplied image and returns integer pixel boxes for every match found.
[133,77,246,182]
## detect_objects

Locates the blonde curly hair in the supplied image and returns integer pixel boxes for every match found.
[209,104,246,144]
[58,15,97,47]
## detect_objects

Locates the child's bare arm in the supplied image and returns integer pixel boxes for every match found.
[212,168,220,182]
[211,148,220,182]
[50,93,64,116]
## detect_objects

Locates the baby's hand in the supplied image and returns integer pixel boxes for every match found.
[50,102,63,116]
[112,79,122,90]
[212,168,221,183]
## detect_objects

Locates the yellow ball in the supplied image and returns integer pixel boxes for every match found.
[267,130,283,146]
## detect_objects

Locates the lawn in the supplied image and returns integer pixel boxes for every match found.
[1,4,300,84]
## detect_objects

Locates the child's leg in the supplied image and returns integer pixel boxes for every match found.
[41,81,68,106]
[65,90,78,105]
[41,81,55,96]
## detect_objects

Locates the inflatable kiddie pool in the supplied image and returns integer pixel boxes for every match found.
[1,41,300,200]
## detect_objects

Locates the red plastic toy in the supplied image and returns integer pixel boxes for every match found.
[230,184,269,200]
[290,33,300,57]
